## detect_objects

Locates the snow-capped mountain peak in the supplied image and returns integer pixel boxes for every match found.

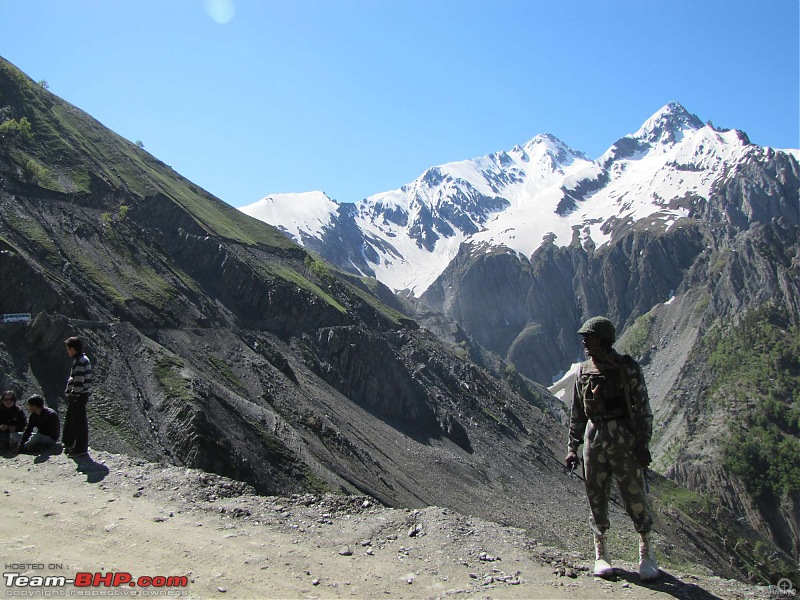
[632,101,704,147]
[514,133,589,172]
[242,103,792,297]
[598,102,706,167]
[522,133,586,159]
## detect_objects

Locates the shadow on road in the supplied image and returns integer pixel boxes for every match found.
[613,569,725,600]
[70,453,110,483]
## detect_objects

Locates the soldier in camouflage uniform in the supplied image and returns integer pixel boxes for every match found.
[565,316,659,581]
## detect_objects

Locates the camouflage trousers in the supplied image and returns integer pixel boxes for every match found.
[582,418,653,535]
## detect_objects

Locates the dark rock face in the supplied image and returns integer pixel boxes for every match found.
[691,150,799,229]
[600,136,650,168]
[299,325,488,452]
[423,149,800,386]
[556,168,610,216]
[422,223,706,384]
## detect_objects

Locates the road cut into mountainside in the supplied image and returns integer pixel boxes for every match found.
[0,450,774,599]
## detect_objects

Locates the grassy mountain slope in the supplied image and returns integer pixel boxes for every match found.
[1,51,587,546]
[0,58,292,249]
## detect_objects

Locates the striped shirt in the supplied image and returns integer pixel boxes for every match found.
[66,354,93,396]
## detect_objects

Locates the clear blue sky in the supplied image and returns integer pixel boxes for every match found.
[1,0,798,206]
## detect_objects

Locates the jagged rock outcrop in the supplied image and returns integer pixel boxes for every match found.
[422,222,707,383]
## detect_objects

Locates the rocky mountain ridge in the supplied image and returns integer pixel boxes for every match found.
[241,102,791,298]
[241,131,598,294]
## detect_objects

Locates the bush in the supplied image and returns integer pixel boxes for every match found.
[304,255,334,284]
[0,116,33,141]
[618,311,655,359]
[23,158,47,182]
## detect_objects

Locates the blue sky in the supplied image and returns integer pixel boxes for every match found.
[1,0,798,207]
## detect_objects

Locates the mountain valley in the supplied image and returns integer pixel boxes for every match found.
[1,54,798,589]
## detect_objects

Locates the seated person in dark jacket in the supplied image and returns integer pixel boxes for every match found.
[14,395,60,454]
[0,391,27,449]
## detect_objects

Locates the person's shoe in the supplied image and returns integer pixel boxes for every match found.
[638,531,659,582]
[593,532,614,578]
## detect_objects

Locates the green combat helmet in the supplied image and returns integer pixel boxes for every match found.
[577,316,616,343]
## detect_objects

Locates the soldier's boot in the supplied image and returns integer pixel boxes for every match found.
[638,531,659,582]
[593,533,614,578]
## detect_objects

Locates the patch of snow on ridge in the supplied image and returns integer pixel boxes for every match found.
[368,228,465,296]
[240,192,338,243]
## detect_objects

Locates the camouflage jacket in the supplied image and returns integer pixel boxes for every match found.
[568,350,653,453]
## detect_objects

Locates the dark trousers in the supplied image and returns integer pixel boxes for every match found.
[63,393,89,453]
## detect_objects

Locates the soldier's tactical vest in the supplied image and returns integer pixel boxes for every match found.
[577,358,631,421]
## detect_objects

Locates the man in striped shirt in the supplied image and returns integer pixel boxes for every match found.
[64,336,92,457]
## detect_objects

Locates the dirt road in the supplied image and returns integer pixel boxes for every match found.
[0,450,769,599]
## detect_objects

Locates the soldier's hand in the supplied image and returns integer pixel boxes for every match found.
[635,444,652,468]
[565,451,579,470]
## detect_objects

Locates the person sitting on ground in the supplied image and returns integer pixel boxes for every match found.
[0,390,26,450]
[14,395,60,454]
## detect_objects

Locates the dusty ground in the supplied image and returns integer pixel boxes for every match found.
[0,449,775,600]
